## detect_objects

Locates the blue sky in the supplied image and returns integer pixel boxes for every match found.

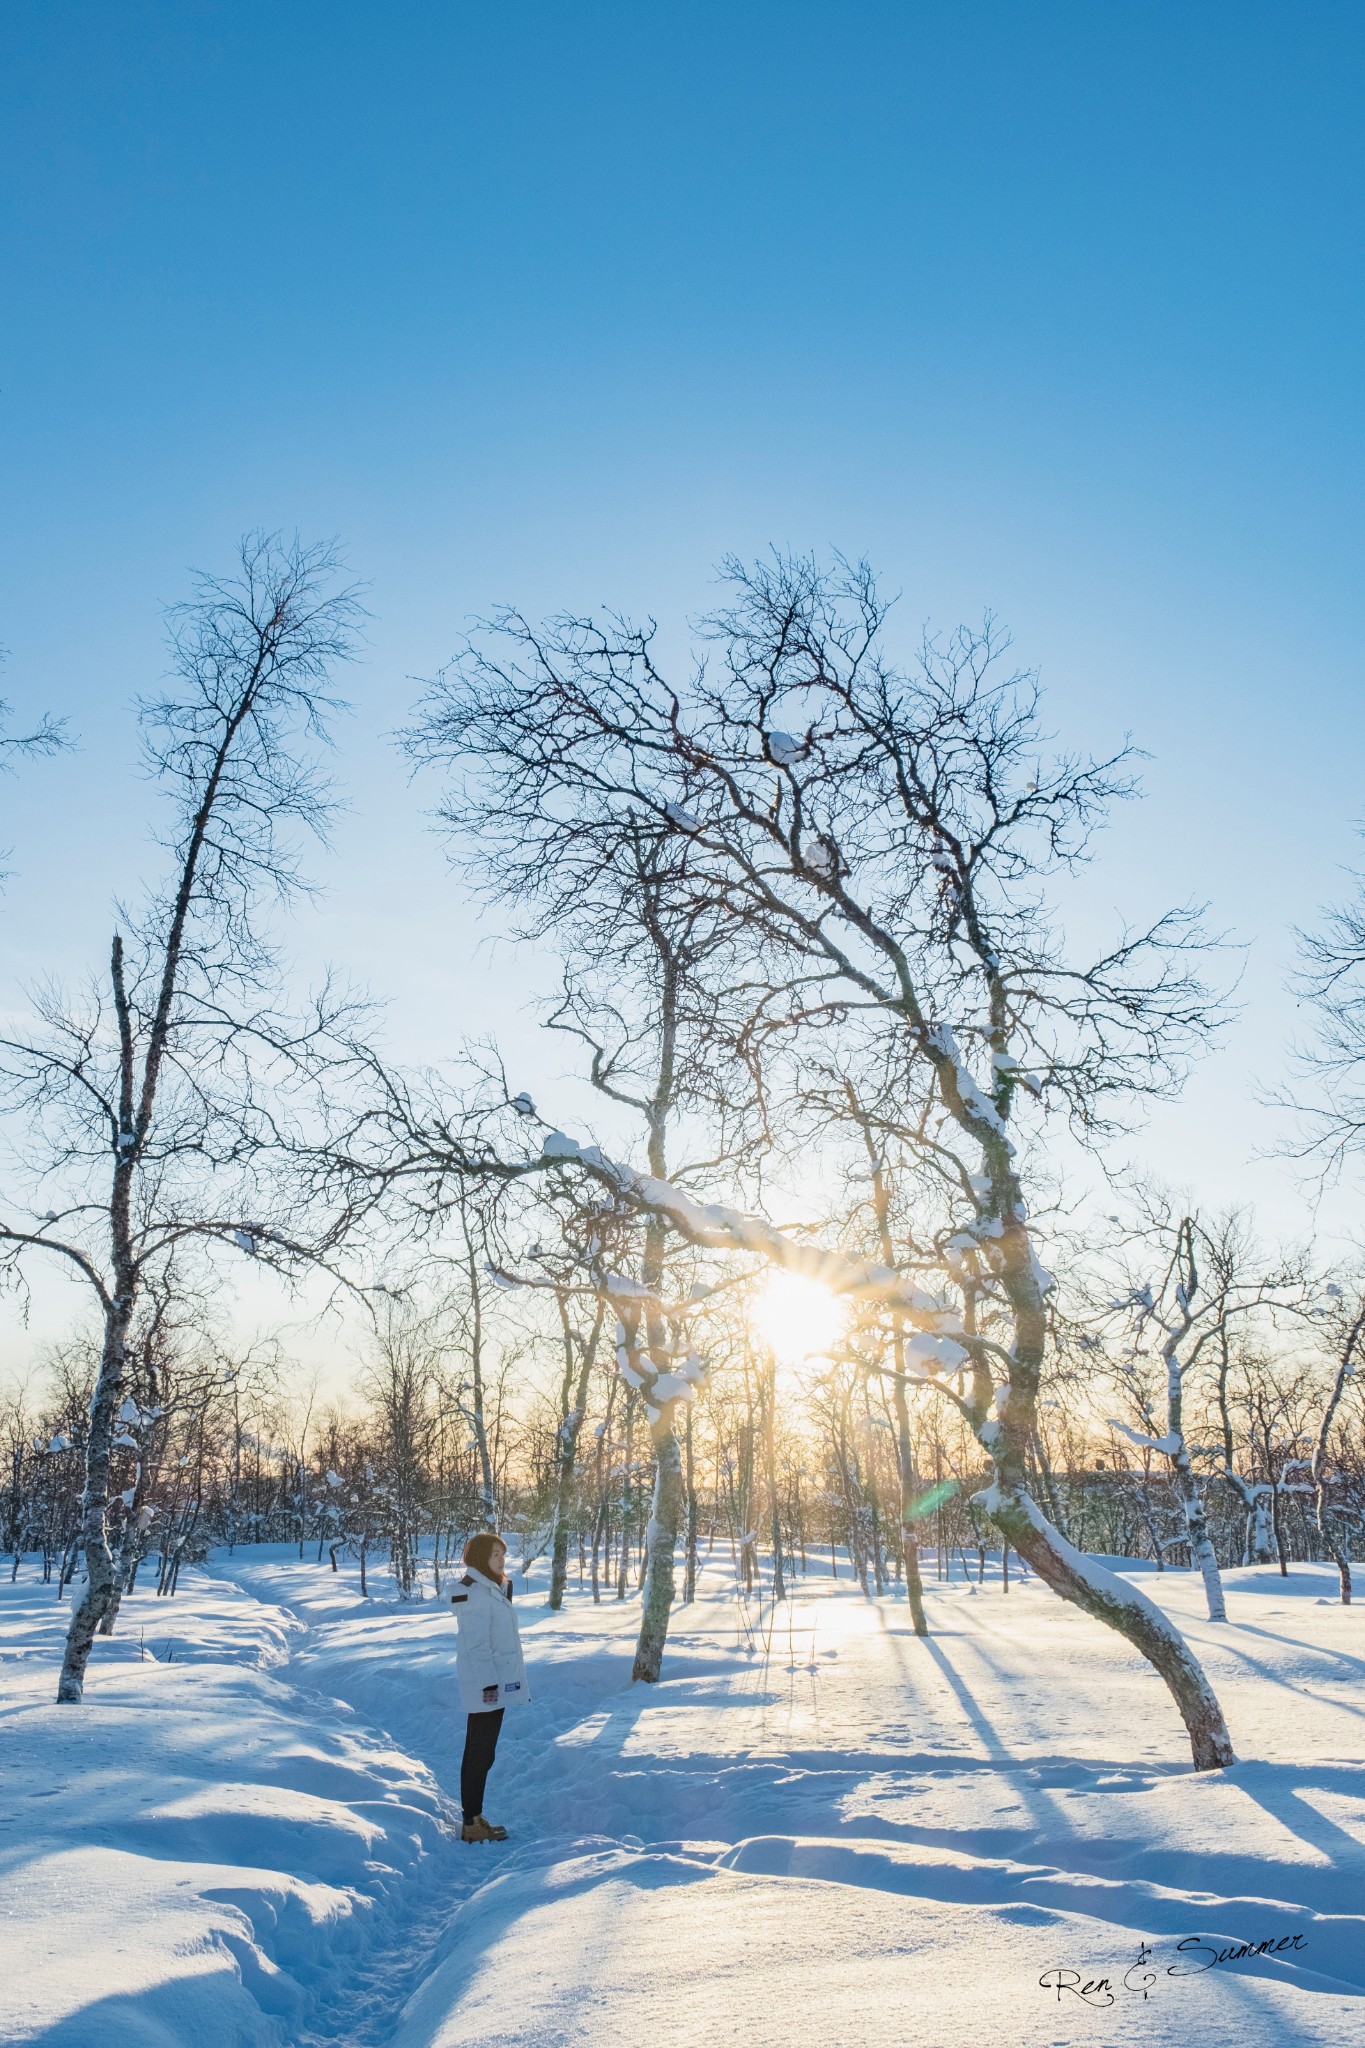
[3,1,1365,1340]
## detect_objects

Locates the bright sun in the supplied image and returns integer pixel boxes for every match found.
[752,1271,847,1366]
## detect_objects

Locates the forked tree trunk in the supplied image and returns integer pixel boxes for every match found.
[1222,1470,1273,1564]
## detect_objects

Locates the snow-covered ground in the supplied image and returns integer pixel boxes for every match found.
[1,1551,1361,2046]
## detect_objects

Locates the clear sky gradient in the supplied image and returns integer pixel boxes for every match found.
[3,3,1365,1356]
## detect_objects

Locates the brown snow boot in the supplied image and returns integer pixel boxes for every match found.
[461,1815,507,1843]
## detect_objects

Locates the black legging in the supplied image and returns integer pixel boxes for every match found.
[460,1707,505,1821]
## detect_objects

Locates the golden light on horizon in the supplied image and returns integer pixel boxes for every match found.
[752,1271,847,1367]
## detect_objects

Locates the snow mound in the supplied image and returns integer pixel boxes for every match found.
[3,1553,1361,2046]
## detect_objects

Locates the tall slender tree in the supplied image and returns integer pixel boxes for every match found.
[1095,1203,1303,1621]
[0,535,363,1700]
[399,707,755,1680]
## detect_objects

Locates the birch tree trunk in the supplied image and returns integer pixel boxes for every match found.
[683,1407,698,1603]
[989,1484,1235,1769]
[548,1408,585,1610]
[57,1299,131,1701]
[630,1191,686,1679]
[1170,1439,1227,1621]
[1311,1307,1360,1604]
[761,1358,786,1602]
[633,1417,683,1680]
[616,1387,635,1599]
[99,1467,146,1637]
[892,1342,928,1636]
[1164,1337,1227,1622]
[59,938,139,1701]
[628,935,692,1678]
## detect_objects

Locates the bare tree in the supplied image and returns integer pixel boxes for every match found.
[397,733,754,1681]
[357,1304,444,1596]
[1095,1203,1303,1620]
[407,551,1239,1768]
[549,875,737,1682]
[1212,1338,1278,1565]
[1305,1285,1364,1602]
[0,535,364,1700]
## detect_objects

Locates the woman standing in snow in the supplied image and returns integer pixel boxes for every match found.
[450,1532,529,1843]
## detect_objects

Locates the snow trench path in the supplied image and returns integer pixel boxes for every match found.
[205,1551,1365,2048]
[3,1550,1363,2046]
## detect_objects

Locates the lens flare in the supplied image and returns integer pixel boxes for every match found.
[752,1271,846,1365]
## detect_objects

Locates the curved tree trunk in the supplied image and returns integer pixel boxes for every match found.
[987,1176,1235,1772]
[985,1484,1235,1770]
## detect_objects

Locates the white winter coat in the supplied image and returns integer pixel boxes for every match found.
[451,1566,530,1712]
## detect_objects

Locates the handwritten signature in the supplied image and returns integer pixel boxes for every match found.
[1040,1933,1309,2007]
